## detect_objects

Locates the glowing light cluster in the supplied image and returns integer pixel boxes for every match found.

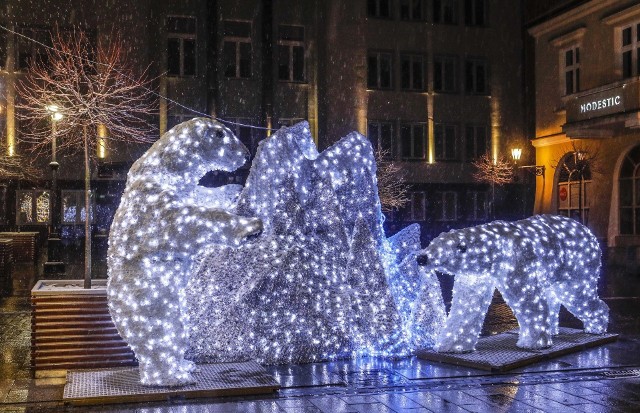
[186,121,445,364]
[417,214,609,353]
[107,118,263,386]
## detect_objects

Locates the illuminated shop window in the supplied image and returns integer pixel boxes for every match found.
[16,190,49,225]
[223,20,252,79]
[620,145,640,235]
[557,152,591,224]
[61,190,93,226]
[167,16,196,77]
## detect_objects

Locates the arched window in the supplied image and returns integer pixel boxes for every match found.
[557,151,591,224]
[619,145,640,235]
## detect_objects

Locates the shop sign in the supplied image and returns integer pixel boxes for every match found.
[568,86,625,122]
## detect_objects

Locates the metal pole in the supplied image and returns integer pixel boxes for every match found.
[44,117,65,275]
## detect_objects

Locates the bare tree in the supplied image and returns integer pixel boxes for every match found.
[0,145,40,181]
[17,28,157,288]
[472,153,514,220]
[375,148,410,213]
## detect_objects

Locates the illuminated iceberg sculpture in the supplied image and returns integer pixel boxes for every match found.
[107,118,263,386]
[108,118,445,385]
[186,122,446,364]
[416,214,609,353]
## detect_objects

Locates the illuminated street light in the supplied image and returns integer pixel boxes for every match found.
[44,104,65,275]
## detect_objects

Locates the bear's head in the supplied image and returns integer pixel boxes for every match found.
[416,227,493,277]
[132,118,250,184]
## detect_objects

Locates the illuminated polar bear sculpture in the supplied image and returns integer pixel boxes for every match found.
[107,118,262,386]
[416,214,609,353]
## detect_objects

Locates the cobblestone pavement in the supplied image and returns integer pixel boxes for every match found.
[2,251,640,412]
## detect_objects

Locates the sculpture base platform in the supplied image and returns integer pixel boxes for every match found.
[417,327,618,372]
[63,361,280,405]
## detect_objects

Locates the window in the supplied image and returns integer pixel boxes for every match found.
[61,190,94,226]
[434,191,458,221]
[621,23,640,78]
[465,58,488,94]
[434,123,458,161]
[400,0,424,21]
[400,123,426,160]
[401,54,425,91]
[223,21,252,79]
[16,27,52,70]
[368,51,393,89]
[434,55,457,93]
[558,151,592,224]
[16,190,50,225]
[468,190,488,221]
[368,0,392,18]
[278,25,305,82]
[434,0,458,25]
[406,192,426,221]
[562,46,580,95]
[167,16,196,77]
[368,120,394,157]
[465,125,488,161]
[619,145,640,234]
[464,0,486,26]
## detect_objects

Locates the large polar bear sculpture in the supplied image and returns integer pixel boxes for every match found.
[107,118,263,386]
[416,214,609,353]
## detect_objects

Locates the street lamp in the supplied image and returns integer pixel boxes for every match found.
[511,147,545,176]
[43,104,65,275]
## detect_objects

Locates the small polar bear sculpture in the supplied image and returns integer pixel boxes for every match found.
[107,118,262,386]
[416,214,609,353]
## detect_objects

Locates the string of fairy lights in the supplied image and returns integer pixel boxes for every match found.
[0,23,271,131]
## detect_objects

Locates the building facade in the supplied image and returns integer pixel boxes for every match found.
[0,0,528,244]
[528,0,640,261]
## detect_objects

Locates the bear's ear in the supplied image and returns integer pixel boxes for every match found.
[456,243,467,254]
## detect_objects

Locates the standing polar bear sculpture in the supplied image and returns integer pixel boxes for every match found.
[107,118,262,386]
[417,214,609,353]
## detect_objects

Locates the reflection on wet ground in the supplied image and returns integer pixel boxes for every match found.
[1,247,640,411]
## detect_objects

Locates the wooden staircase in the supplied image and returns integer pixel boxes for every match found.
[31,280,137,378]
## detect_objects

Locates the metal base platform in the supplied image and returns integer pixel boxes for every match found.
[417,327,618,372]
[63,361,280,405]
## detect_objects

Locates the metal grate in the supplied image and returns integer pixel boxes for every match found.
[417,327,618,372]
[63,361,280,405]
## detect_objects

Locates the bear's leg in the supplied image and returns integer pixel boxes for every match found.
[545,292,561,335]
[501,284,552,349]
[557,286,609,334]
[434,275,494,353]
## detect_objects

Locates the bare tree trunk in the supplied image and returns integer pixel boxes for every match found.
[83,126,92,289]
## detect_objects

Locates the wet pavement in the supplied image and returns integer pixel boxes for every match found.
[1,244,640,412]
